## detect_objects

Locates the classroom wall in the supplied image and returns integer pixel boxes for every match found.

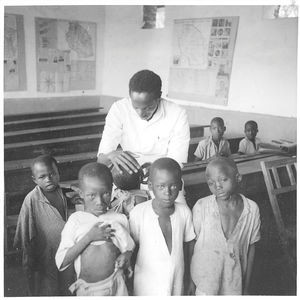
[100,5,297,141]
[4,5,297,142]
[4,5,105,113]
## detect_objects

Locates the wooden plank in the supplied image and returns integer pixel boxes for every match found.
[271,167,282,188]
[286,164,296,185]
[4,107,102,122]
[5,122,105,143]
[4,111,106,132]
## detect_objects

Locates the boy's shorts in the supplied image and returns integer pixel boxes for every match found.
[69,269,128,296]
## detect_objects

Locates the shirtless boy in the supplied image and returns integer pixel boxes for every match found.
[55,162,135,296]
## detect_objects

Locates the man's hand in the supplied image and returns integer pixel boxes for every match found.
[107,150,140,174]
[86,222,115,242]
[115,251,132,270]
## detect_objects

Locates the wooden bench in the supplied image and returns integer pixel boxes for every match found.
[4,121,106,143]
[4,125,208,161]
[4,111,107,132]
[4,107,103,122]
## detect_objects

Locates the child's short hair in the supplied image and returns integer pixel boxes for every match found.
[129,70,162,96]
[245,120,258,129]
[206,156,238,176]
[31,154,58,174]
[78,162,113,188]
[149,157,182,181]
[210,117,225,127]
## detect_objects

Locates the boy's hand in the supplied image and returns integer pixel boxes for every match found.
[87,222,115,242]
[115,251,132,270]
[185,280,196,295]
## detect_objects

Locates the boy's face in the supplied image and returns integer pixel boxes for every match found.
[149,169,182,208]
[244,124,258,141]
[32,162,60,192]
[206,163,241,201]
[80,176,112,217]
[130,91,161,121]
[210,121,226,141]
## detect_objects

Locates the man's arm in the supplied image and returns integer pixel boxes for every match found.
[167,108,190,165]
[97,103,140,173]
[184,239,196,295]
[243,243,256,295]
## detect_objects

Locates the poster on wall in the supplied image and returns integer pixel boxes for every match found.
[4,14,27,91]
[168,17,239,105]
[35,17,96,92]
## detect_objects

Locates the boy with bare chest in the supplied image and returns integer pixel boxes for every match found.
[191,157,261,295]
[55,163,135,296]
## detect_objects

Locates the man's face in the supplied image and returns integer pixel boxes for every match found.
[130,91,160,121]
[32,162,60,192]
[80,176,112,217]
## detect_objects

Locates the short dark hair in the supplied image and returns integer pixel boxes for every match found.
[206,156,239,177]
[129,70,162,96]
[211,117,225,127]
[78,162,113,189]
[31,154,58,174]
[149,157,182,182]
[245,120,258,130]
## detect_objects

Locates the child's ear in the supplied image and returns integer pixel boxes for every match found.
[32,175,37,185]
[236,173,242,183]
[223,126,226,132]
[78,189,84,199]
[148,181,153,191]
[178,179,183,190]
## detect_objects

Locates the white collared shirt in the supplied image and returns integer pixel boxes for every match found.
[238,137,261,155]
[98,98,190,165]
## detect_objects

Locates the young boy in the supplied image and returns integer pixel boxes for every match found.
[191,157,261,295]
[194,117,231,161]
[14,154,73,296]
[55,162,135,296]
[129,157,195,295]
[238,120,261,155]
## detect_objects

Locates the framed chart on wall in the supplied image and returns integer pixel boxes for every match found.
[35,17,96,93]
[4,14,27,91]
[168,17,239,106]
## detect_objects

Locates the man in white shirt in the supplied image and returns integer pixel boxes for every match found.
[97,70,190,174]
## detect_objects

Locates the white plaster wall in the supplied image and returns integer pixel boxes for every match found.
[101,5,297,118]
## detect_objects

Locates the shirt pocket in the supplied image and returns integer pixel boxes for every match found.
[155,134,170,155]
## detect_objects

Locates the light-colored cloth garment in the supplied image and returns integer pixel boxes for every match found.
[191,194,261,295]
[13,185,68,296]
[238,137,261,154]
[98,97,190,165]
[69,268,127,296]
[55,210,135,277]
[194,136,231,160]
[129,200,196,295]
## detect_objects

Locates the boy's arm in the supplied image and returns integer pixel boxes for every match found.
[22,241,37,295]
[60,222,113,269]
[243,243,256,295]
[184,239,196,295]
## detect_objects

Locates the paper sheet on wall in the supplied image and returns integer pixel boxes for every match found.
[4,14,26,91]
[169,17,239,105]
[35,17,96,92]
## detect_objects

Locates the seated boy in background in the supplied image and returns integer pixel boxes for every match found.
[14,154,74,296]
[55,162,135,296]
[191,157,261,295]
[129,157,195,295]
[194,117,231,161]
[238,120,261,155]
